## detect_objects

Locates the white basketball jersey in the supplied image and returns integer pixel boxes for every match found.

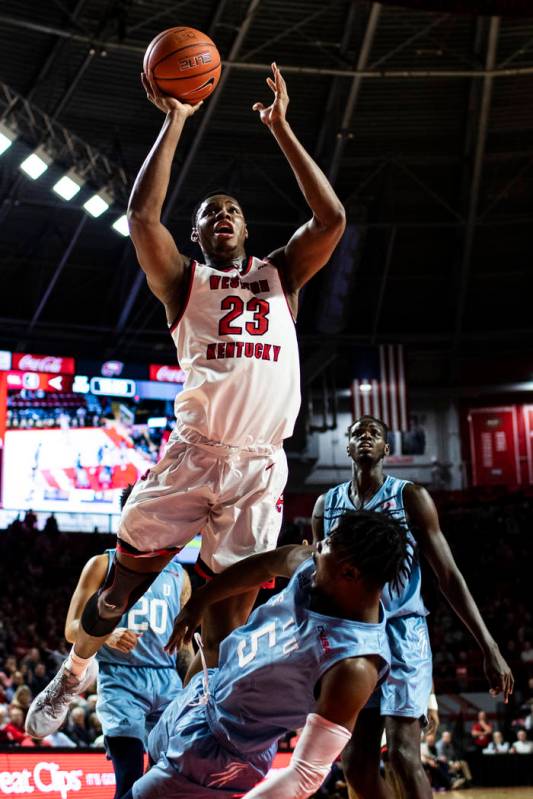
[170,256,301,448]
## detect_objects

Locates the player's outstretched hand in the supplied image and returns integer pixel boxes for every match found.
[484,648,514,703]
[106,627,142,653]
[165,594,205,654]
[252,62,289,129]
[141,70,203,118]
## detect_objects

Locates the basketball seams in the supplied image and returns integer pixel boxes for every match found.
[155,65,221,83]
[152,42,219,72]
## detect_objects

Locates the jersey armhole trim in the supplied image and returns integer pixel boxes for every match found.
[169,260,196,333]
[263,257,297,323]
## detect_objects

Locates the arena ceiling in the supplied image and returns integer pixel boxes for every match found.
[1,0,533,386]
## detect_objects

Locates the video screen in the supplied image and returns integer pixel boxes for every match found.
[3,386,175,515]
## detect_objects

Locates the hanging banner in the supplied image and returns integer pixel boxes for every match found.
[522,405,533,485]
[468,406,520,486]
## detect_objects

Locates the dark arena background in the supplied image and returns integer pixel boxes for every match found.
[0,0,532,797]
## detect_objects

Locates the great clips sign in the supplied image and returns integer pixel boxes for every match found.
[149,364,186,384]
[12,353,76,375]
[0,752,119,798]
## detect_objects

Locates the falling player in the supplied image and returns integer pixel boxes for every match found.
[26,62,346,735]
[123,510,409,799]
[312,415,514,799]
[29,532,191,797]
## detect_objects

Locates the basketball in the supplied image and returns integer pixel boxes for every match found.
[143,27,221,104]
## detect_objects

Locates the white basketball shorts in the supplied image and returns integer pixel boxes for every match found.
[118,426,288,573]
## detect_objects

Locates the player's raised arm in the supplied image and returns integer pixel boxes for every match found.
[166,544,313,652]
[254,63,346,293]
[127,70,203,317]
[404,483,514,703]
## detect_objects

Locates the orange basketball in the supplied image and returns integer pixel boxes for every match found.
[143,27,221,104]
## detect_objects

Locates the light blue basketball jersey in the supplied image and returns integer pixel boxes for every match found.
[204,558,391,754]
[324,476,427,619]
[97,551,185,669]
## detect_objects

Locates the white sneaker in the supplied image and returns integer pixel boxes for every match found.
[25,658,98,738]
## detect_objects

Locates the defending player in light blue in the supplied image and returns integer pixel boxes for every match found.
[124,510,410,799]
[320,472,431,721]
[313,415,513,799]
[96,550,188,739]
[62,547,192,799]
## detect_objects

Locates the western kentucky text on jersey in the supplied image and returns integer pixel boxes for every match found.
[209,275,270,294]
[206,342,281,361]
[171,257,300,447]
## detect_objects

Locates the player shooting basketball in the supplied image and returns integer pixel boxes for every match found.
[26,62,346,736]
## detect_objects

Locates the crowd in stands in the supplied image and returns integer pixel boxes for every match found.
[0,489,531,795]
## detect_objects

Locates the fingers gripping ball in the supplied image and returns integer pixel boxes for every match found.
[144,27,221,103]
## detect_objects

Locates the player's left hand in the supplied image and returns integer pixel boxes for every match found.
[106,627,142,653]
[484,647,514,703]
[252,63,289,129]
[165,595,204,654]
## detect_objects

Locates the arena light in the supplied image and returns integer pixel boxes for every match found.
[112,214,129,237]
[20,146,51,180]
[83,189,112,218]
[359,380,372,394]
[53,169,84,201]
[0,123,16,156]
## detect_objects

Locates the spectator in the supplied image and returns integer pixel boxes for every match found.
[23,510,37,531]
[11,685,32,717]
[471,710,493,749]
[5,671,25,702]
[511,729,533,754]
[21,647,42,674]
[29,662,49,696]
[521,641,533,664]
[88,712,104,747]
[43,514,59,535]
[66,706,93,747]
[421,733,455,791]
[43,721,76,748]
[483,730,510,754]
[435,730,472,785]
[2,705,28,745]
[0,656,18,692]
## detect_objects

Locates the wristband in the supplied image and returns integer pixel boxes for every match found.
[428,692,438,711]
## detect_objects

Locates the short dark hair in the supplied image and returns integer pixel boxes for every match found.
[191,190,243,227]
[120,483,135,510]
[328,510,411,593]
[347,415,389,440]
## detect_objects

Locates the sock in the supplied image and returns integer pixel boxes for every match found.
[65,647,93,679]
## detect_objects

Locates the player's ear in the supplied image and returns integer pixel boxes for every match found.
[340,564,359,583]
[384,442,390,457]
[244,225,249,240]
[191,228,199,243]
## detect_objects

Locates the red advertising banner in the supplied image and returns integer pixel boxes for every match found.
[0,751,117,798]
[149,364,186,384]
[12,353,76,375]
[0,750,290,798]
[6,372,74,393]
[468,406,521,486]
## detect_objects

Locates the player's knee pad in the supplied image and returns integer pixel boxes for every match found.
[80,561,161,637]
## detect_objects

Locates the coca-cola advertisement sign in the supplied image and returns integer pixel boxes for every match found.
[13,352,75,375]
[149,363,186,384]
